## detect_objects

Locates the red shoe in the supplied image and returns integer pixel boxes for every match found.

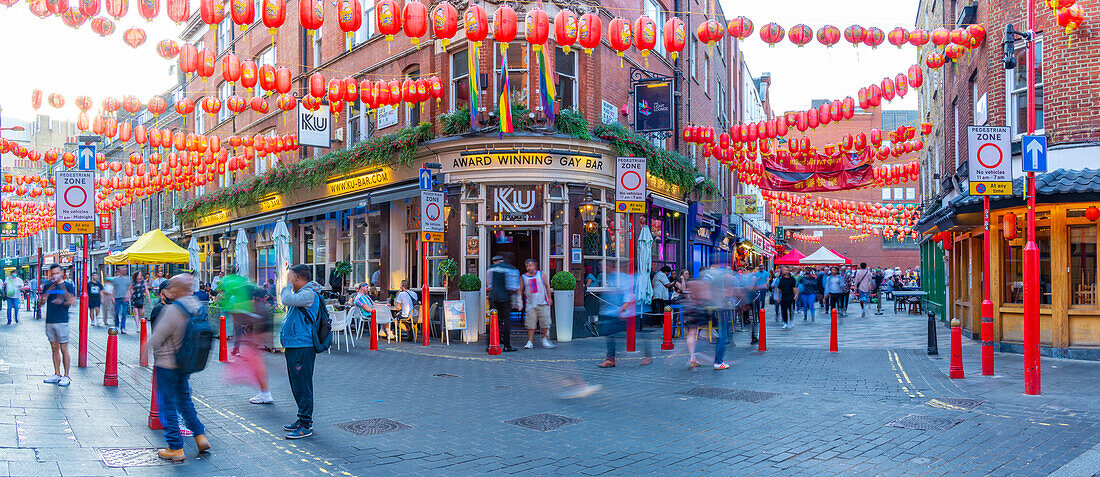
[639,357,653,366]
[597,358,616,368]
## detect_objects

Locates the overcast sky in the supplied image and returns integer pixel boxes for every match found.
[0,5,180,123]
[719,0,920,114]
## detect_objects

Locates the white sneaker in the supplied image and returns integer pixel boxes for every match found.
[781,323,789,330]
[58,376,71,386]
[541,337,556,349]
[559,384,602,399]
[44,375,61,384]
[523,340,534,349]
[250,392,274,404]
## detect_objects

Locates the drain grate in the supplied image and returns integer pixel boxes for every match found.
[676,387,779,403]
[926,398,984,410]
[887,414,961,431]
[505,413,583,432]
[336,418,413,436]
[433,373,460,378]
[96,448,176,467]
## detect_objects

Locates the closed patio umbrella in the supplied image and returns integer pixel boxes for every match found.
[234,229,250,279]
[273,220,291,304]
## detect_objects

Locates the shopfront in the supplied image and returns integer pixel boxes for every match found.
[687,202,723,277]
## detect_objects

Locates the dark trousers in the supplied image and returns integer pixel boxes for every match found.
[155,366,205,449]
[490,301,512,348]
[650,299,668,327]
[827,293,844,312]
[284,347,316,428]
[604,316,652,359]
[780,299,794,323]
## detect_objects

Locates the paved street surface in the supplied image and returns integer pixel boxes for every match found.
[2,301,1099,476]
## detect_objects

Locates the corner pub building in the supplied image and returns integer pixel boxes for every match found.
[176,0,745,323]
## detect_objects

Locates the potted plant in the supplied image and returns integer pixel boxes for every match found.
[438,258,458,290]
[551,271,577,342]
[457,273,482,342]
[333,260,352,293]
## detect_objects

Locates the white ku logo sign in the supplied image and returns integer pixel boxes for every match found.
[494,187,535,213]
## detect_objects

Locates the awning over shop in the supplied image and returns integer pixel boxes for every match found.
[105,229,190,264]
[829,248,852,265]
[799,246,847,265]
[773,249,805,265]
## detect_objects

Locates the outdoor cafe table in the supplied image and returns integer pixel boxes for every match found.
[892,290,928,313]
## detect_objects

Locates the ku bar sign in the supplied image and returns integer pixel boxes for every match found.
[967,126,1014,196]
[296,103,331,149]
[616,156,647,213]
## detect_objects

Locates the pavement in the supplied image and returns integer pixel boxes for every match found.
[1,299,1099,476]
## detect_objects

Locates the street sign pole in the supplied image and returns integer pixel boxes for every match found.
[981,196,993,376]
[419,186,445,347]
[1023,0,1040,395]
[78,236,89,368]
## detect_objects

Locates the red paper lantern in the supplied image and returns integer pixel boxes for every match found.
[843,25,866,46]
[175,98,194,115]
[966,24,986,48]
[221,52,241,84]
[949,28,970,46]
[577,12,601,54]
[231,0,254,28]
[817,25,840,47]
[554,9,578,53]
[931,28,950,46]
[261,0,286,33]
[925,51,945,69]
[400,0,426,46]
[863,27,884,48]
[881,77,896,102]
[788,24,812,47]
[147,96,166,116]
[945,43,966,61]
[887,27,908,48]
[633,15,656,56]
[226,94,246,114]
[276,93,297,112]
[275,66,292,94]
[909,28,930,46]
[429,76,444,103]
[105,0,125,18]
[90,17,115,36]
[137,0,158,20]
[493,5,517,44]
[907,64,924,88]
[1003,213,1018,239]
[240,59,258,90]
[200,0,224,26]
[1087,206,1100,222]
[166,0,187,23]
[250,96,269,114]
[727,16,753,39]
[299,0,323,32]
[79,0,100,17]
[759,22,784,47]
[895,73,909,98]
[526,7,550,50]
[463,5,488,45]
[156,39,179,59]
[662,17,685,60]
[201,95,221,116]
[608,17,631,58]
[341,76,358,103]
[198,48,216,79]
[258,64,276,92]
[327,78,343,103]
[431,1,458,50]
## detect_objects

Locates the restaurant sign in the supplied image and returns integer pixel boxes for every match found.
[196,210,229,227]
[446,151,610,175]
[326,168,393,196]
[489,185,543,222]
[0,222,17,238]
[257,194,283,212]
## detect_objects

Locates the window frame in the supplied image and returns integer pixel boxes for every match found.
[493,43,529,108]
[450,48,472,113]
[1006,37,1044,139]
[218,81,233,124]
[554,48,578,111]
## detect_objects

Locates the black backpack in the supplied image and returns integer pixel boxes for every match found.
[490,267,511,303]
[173,302,214,374]
[299,293,332,353]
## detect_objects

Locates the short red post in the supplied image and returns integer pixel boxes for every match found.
[487,309,502,355]
[758,308,767,352]
[981,301,994,376]
[103,327,118,386]
[829,308,839,352]
[25,291,30,310]
[219,315,228,362]
[660,306,674,350]
[626,313,636,352]
[139,318,148,367]
[369,308,378,351]
[148,368,162,430]
[950,318,965,379]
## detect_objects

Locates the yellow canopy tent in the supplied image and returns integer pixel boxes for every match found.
[105,229,190,264]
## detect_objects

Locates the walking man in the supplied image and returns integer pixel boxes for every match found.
[854,262,875,317]
[40,265,75,386]
[5,271,23,324]
[651,266,674,327]
[279,264,322,439]
[111,267,132,333]
[143,274,211,461]
[520,259,554,349]
[597,272,652,368]
[486,254,519,352]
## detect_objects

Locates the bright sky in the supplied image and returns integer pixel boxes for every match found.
[0,3,182,123]
[718,0,921,114]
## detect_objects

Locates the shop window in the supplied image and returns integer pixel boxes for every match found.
[351,211,382,287]
[581,190,627,289]
[347,100,363,143]
[349,1,376,49]
[301,222,330,286]
[1003,226,1052,305]
[494,44,528,106]
[648,207,683,273]
[701,53,709,94]
[257,247,275,284]
[1070,225,1097,306]
[218,81,233,124]
[404,67,421,126]
[549,200,566,274]
[451,49,471,113]
[217,17,234,53]
[554,48,577,111]
[1007,38,1043,138]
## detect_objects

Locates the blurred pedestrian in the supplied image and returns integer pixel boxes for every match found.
[651,265,674,325]
[4,271,23,323]
[597,272,651,368]
[854,262,875,317]
[798,270,818,322]
[225,288,274,405]
[776,267,798,329]
[279,264,322,439]
[682,279,711,368]
[824,267,843,313]
[40,264,75,386]
[101,279,114,326]
[112,267,131,333]
[521,259,554,349]
[486,254,519,352]
[143,274,211,461]
[131,271,148,326]
[88,272,103,327]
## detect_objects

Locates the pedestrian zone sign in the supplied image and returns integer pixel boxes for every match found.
[967,126,1013,196]
[420,190,445,234]
[615,156,647,213]
[55,170,96,234]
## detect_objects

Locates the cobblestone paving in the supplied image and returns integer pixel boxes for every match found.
[0,303,1098,476]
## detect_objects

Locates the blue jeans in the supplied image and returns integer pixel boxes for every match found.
[5,297,15,323]
[800,294,817,319]
[714,311,729,365]
[155,366,205,449]
[114,299,130,331]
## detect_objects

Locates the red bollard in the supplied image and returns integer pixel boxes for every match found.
[660,306,674,350]
[758,308,767,352]
[219,315,228,362]
[487,310,502,355]
[369,308,378,351]
[626,313,636,352]
[139,318,148,367]
[981,300,994,376]
[103,328,119,386]
[148,368,162,430]
[829,308,839,352]
[950,318,965,379]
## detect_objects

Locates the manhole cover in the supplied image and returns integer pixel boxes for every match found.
[887,414,961,431]
[96,448,176,467]
[676,387,779,403]
[335,418,412,436]
[505,413,583,432]
[433,373,459,378]
[926,398,984,410]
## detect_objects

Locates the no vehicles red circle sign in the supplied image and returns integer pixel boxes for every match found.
[63,185,87,208]
[425,202,441,221]
[976,143,1003,169]
[620,170,643,191]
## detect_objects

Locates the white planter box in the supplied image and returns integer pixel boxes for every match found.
[553,290,574,342]
[461,291,482,342]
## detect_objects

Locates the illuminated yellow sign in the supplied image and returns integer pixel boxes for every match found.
[196,210,229,227]
[647,173,682,199]
[258,194,283,212]
[326,168,394,196]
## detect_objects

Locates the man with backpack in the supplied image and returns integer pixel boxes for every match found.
[485,254,520,352]
[279,264,326,439]
[144,274,211,461]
